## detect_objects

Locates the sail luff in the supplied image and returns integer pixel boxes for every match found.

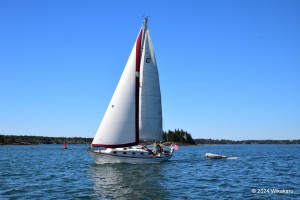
[135,29,142,145]
[135,17,149,144]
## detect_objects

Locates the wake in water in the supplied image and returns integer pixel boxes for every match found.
[227,157,239,159]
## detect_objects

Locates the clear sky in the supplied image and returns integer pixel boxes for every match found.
[1,0,299,140]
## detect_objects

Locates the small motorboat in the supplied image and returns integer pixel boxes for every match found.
[205,153,227,159]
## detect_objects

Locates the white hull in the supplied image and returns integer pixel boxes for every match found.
[205,153,227,159]
[88,146,173,164]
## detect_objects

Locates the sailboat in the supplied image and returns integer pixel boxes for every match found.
[88,17,177,164]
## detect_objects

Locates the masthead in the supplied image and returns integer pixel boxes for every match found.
[143,16,148,28]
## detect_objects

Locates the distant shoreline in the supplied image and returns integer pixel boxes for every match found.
[194,138,300,145]
[1,135,299,145]
[0,135,93,145]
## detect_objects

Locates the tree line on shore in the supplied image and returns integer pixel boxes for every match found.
[0,135,92,145]
[194,138,300,144]
[163,129,197,145]
[1,130,299,145]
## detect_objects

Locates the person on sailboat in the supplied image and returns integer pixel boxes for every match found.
[153,141,158,154]
[158,141,164,154]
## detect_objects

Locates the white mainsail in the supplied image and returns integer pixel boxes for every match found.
[139,29,163,141]
[92,17,163,148]
[92,30,142,147]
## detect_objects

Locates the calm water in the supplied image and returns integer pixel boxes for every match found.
[1,144,299,199]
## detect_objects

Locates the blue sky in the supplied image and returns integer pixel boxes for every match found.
[0,0,299,140]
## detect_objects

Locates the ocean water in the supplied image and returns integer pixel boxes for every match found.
[0,144,299,199]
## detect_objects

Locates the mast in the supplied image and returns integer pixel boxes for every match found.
[141,16,148,50]
[135,16,149,145]
[134,19,145,145]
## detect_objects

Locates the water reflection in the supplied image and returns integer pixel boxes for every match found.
[89,163,170,199]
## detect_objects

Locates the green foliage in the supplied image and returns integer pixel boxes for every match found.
[163,129,196,145]
[194,138,300,144]
[0,135,93,145]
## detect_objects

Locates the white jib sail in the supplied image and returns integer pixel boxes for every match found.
[139,30,163,141]
[92,36,139,147]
